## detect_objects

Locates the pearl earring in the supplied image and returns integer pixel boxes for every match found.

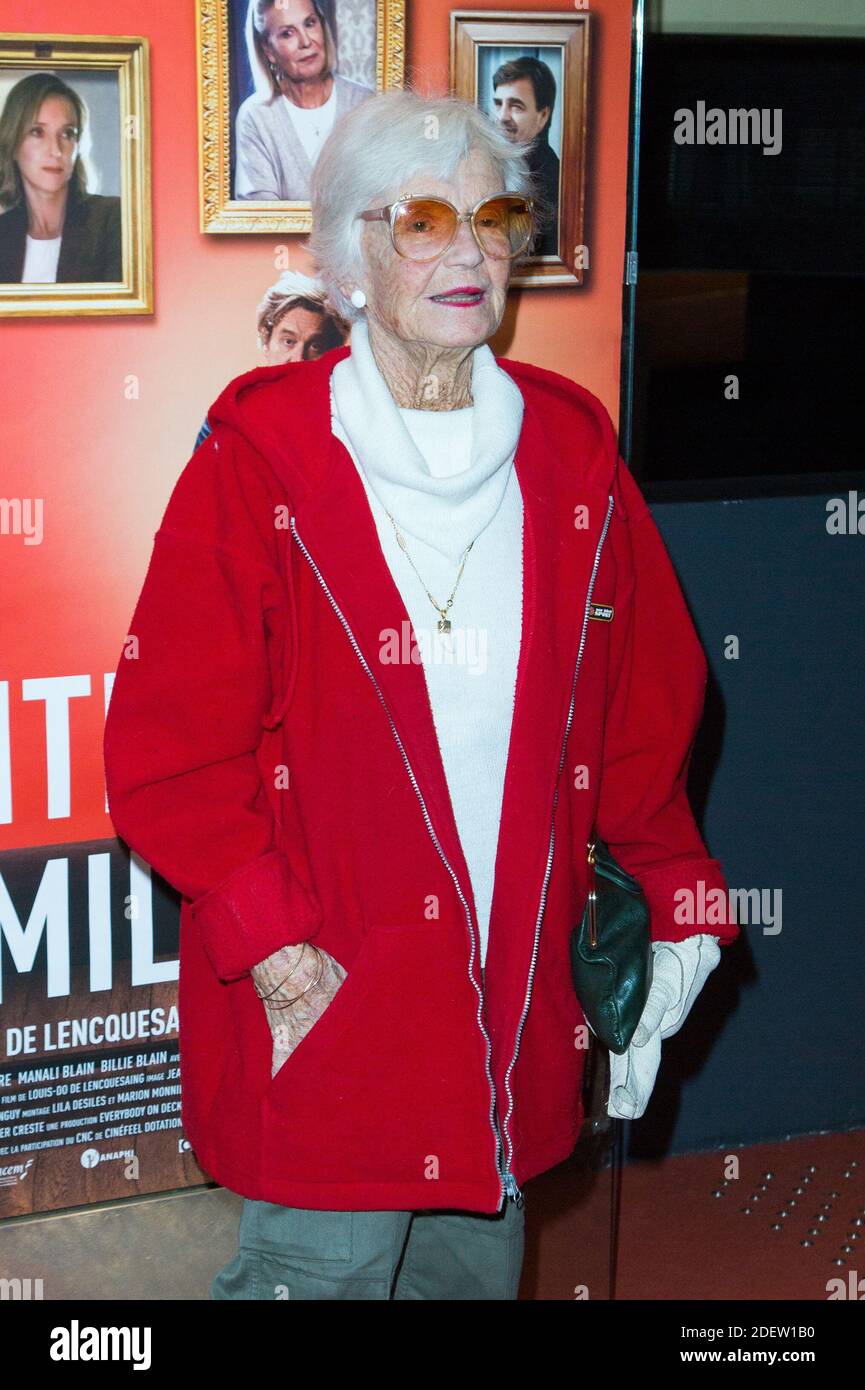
[350,287,367,309]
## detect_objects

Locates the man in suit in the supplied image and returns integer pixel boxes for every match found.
[492,57,560,257]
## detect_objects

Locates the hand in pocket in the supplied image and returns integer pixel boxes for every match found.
[252,942,348,1079]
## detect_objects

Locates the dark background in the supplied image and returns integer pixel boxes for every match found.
[632,35,865,493]
[622,25,865,1155]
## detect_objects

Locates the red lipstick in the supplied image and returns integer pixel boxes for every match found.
[430,286,486,307]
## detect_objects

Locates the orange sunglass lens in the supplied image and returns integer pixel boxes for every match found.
[474,197,533,256]
[392,200,456,257]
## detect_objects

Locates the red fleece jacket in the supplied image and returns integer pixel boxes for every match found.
[103,346,739,1213]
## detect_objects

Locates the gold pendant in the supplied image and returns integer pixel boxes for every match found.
[438,617,451,634]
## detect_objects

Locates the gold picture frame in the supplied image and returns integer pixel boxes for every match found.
[197,0,406,234]
[451,10,590,289]
[0,33,152,317]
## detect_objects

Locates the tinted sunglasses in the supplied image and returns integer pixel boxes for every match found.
[357,193,535,262]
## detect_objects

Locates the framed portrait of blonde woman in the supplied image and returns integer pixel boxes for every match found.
[198,0,406,234]
[451,10,590,288]
[0,33,152,317]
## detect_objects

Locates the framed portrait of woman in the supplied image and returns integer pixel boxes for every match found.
[451,10,590,289]
[0,34,152,317]
[198,0,406,234]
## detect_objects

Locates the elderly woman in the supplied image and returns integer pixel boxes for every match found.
[235,0,373,201]
[0,72,121,283]
[104,89,738,1301]
[194,269,348,449]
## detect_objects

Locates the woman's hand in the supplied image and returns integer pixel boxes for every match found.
[252,942,347,1079]
[606,934,721,1119]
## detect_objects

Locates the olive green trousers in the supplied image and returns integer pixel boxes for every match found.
[211,1194,526,1301]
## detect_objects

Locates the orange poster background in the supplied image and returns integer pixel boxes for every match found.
[0,0,634,854]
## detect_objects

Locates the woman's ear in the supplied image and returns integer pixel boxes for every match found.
[337,277,364,304]
[262,37,278,75]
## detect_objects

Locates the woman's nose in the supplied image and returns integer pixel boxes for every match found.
[445,216,484,266]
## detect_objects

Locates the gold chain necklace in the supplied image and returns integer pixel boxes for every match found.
[385,511,474,634]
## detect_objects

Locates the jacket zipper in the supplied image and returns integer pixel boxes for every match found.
[289,517,512,1210]
[498,494,616,1181]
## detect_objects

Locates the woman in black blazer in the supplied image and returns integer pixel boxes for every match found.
[0,71,121,283]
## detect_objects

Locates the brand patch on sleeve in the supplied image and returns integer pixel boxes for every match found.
[588,602,614,622]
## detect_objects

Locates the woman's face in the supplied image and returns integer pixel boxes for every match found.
[15,95,79,198]
[263,305,331,364]
[357,149,514,354]
[263,0,326,84]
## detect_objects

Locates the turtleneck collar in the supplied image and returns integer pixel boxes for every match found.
[330,317,524,562]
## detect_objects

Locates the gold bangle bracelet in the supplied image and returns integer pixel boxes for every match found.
[257,945,328,1011]
[267,948,326,1008]
[253,940,318,1001]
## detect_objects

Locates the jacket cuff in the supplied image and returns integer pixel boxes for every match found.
[635,856,740,947]
[189,849,323,982]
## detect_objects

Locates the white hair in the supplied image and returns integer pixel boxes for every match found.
[307,89,537,325]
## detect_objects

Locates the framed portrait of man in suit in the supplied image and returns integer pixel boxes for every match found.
[198,0,406,234]
[0,34,152,317]
[451,11,590,289]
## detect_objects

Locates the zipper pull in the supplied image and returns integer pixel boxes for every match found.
[503,1170,525,1208]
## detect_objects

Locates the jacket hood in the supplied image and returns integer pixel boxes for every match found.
[205,346,353,505]
[205,342,621,504]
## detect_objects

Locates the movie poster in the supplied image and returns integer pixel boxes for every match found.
[1,0,630,1225]
[0,827,203,1214]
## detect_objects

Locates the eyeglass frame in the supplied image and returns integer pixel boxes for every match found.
[356,192,536,262]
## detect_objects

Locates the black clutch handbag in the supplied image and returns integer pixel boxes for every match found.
[570,836,654,1055]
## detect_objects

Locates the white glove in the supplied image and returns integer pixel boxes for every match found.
[604,934,721,1119]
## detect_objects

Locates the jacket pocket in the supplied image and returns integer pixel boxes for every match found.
[261,920,495,1193]
[265,929,378,1091]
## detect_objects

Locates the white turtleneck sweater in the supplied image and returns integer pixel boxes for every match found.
[329,321,525,967]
